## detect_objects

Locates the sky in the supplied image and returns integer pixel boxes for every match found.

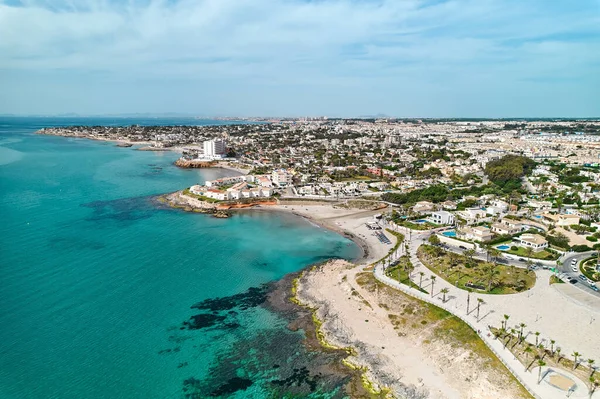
[1,0,599,117]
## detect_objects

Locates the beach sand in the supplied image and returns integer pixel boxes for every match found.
[296,260,532,399]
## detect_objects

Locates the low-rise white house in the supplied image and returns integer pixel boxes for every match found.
[456,207,487,224]
[543,213,580,226]
[429,211,455,225]
[459,226,494,242]
[515,234,548,252]
[491,219,522,235]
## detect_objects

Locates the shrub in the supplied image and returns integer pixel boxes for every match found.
[572,245,593,252]
[511,246,518,251]
[586,236,598,242]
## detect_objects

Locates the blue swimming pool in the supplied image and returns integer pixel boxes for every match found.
[442,231,457,237]
[415,219,428,223]
[533,215,542,219]
[497,245,510,250]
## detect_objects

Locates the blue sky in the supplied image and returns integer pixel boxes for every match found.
[1,0,599,117]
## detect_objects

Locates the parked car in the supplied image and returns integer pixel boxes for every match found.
[572,266,578,272]
[591,285,599,292]
[459,246,467,250]
[579,274,587,281]
[570,279,578,284]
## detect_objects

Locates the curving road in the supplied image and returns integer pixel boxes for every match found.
[558,251,600,297]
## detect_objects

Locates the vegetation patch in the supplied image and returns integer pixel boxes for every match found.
[384,256,428,294]
[418,245,536,294]
[580,257,600,282]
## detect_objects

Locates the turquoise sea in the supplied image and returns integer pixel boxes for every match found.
[0,117,361,399]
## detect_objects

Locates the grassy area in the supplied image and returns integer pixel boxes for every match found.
[384,256,428,294]
[418,245,536,294]
[398,220,435,230]
[504,246,558,261]
[549,275,565,285]
[580,257,600,282]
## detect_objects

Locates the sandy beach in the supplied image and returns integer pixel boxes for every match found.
[269,202,391,263]
[296,259,531,399]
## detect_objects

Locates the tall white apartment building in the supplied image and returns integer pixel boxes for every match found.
[203,139,227,159]
[271,169,290,187]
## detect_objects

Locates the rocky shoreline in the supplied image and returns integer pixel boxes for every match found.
[267,266,386,398]
[156,191,231,218]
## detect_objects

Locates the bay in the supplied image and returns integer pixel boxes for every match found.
[0,117,360,399]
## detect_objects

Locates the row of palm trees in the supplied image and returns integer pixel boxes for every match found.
[497,314,599,394]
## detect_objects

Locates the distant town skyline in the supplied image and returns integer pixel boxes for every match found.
[1,0,599,117]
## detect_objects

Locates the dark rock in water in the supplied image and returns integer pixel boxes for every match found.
[190,285,269,312]
[182,376,253,398]
[271,366,318,391]
[210,377,253,397]
[183,313,227,330]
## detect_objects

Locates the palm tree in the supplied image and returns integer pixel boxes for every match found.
[537,359,546,383]
[503,314,510,330]
[464,248,476,266]
[486,267,500,292]
[440,288,449,303]
[466,288,472,314]
[476,298,485,320]
[428,234,440,247]
[519,323,527,341]
[556,348,562,363]
[550,339,556,356]
[489,248,502,266]
[589,377,598,399]
[573,351,581,370]
[538,343,546,359]
[419,272,425,289]
[524,346,533,370]
[588,359,595,376]
[525,246,534,260]
[430,275,436,297]
[535,332,540,346]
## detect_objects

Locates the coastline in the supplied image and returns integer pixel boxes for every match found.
[36,130,251,174]
[156,187,533,398]
[294,260,534,399]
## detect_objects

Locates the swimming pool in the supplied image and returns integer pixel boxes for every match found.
[497,245,510,250]
[415,219,428,223]
[442,231,457,237]
[533,215,542,219]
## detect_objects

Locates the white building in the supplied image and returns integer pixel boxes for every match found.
[203,139,227,159]
[515,234,548,252]
[429,211,455,225]
[272,169,290,187]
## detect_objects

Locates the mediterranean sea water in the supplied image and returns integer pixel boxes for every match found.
[0,117,361,399]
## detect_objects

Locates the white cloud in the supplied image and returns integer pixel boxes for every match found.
[0,0,598,115]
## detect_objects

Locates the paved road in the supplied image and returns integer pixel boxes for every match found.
[558,251,600,297]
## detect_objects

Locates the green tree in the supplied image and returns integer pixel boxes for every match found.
[537,360,546,383]
[476,298,485,320]
[440,288,449,303]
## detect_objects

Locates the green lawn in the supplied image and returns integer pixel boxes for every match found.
[580,257,600,282]
[385,257,428,294]
[399,220,435,231]
[418,245,536,294]
[504,246,558,261]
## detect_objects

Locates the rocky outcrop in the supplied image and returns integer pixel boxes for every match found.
[174,158,216,168]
